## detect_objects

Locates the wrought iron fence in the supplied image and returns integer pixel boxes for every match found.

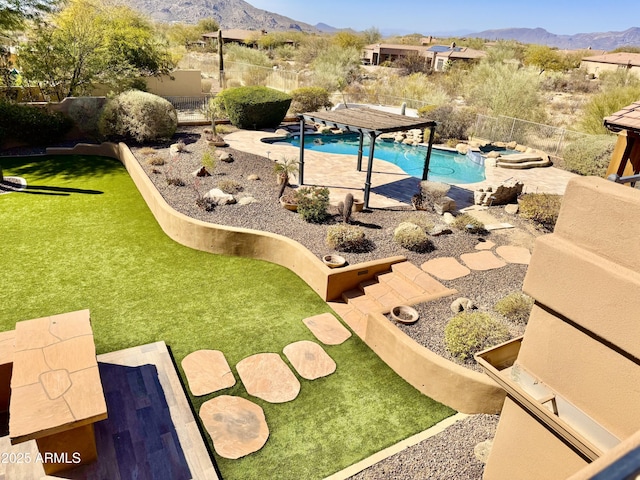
[473,114,596,160]
[162,95,212,123]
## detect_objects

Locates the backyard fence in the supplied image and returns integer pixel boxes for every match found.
[162,95,212,123]
[473,114,595,160]
[204,61,300,92]
[329,92,433,111]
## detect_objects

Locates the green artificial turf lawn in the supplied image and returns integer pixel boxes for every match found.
[0,155,455,480]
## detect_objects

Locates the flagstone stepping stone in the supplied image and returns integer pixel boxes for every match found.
[236,353,300,403]
[303,312,351,345]
[421,257,471,280]
[475,240,496,251]
[182,350,235,396]
[283,341,336,380]
[200,395,269,459]
[496,245,531,265]
[460,251,507,271]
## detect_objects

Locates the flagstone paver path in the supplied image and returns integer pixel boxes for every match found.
[236,353,300,403]
[182,350,236,396]
[303,312,352,345]
[460,251,508,271]
[496,245,532,265]
[475,240,496,251]
[283,341,336,380]
[199,395,269,459]
[421,257,472,280]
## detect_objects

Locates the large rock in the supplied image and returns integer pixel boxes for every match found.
[456,143,470,154]
[474,181,523,206]
[451,297,476,313]
[204,188,236,205]
[434,196,457,215]
[217,151,233,163]
[192,166,211,177]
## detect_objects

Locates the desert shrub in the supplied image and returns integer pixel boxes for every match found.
[289,87,332,114]
[0,100,72,146]
[393,222,434,253]
[201,149,216,171]
[419,104,476,142]
[218,86,292,129]
[146,155,165,166]
[166,176,185,186]
[412,180,450,211]
[518,193,562,231]
[445,312,510,361]
[98,90,177,142]
[494,292,534,323]
[217,179,242,194]
[138,147,156,155]
[451,213,485,232]
[326,225,370,252]
[579,84,640,134]
[561,135,616,177]
[401,213,434,232]
[67,97,105,136]
[295,186,330,223]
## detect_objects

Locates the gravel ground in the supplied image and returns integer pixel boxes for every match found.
[3,127,545,480]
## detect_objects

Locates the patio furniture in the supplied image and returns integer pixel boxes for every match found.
[9,310,107,475]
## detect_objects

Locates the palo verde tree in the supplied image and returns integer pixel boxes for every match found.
[0,0,58,32]
[18,0,173,100]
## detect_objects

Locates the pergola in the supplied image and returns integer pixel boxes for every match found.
[297,108,437,208]
[603,101,640,186]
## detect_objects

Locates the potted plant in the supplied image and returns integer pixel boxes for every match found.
[279,191,298,211]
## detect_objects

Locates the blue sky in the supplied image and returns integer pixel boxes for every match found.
[247,0,640,36]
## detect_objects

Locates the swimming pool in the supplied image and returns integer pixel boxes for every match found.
[263,133,486,184]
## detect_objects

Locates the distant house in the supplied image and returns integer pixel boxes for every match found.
[580,52,640,78]
[201,29,297,49]
[361,43,485,71]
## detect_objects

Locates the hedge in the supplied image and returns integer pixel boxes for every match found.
[218,86,292,129]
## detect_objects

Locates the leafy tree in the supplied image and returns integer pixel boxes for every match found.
[524,45,564,72]
[483,39,525,65]
[463,62,546,122]
[0,0,57,32]
[332,31,364,50]
[164,18,219,47]
[362,27,381,45]
[18,0,173,99]
[394,52,431,75]
[311,45,361,93]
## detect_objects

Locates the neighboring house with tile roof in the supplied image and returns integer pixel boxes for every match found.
[580,52,640,78]
[202,29,266,48]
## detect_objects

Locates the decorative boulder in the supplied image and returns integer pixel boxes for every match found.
[192,166,211,177]
[451,297,476,313]
[474,181,524,206]
[486,151,501,159]
[217,151,233,163]
[204,188,236,205]
[434,196,457,215]
[456,143,470,155]
[431,225,453,236]
[247,174,260,181]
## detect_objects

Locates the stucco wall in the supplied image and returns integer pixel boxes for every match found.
[364,311,506,414]
[484,176,640,478]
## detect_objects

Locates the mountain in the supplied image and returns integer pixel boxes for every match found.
[470,27,640,50]
[119,0,320,32]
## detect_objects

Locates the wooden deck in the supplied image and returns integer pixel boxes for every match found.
[0,341,218,480]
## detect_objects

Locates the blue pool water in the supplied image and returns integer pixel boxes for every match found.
[263,133,486,184]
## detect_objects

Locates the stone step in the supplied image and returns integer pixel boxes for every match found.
[341,289,384,316]
[327,301,367,338]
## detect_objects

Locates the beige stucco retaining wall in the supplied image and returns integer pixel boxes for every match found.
[364,311,506,414]
[45,142,506,414]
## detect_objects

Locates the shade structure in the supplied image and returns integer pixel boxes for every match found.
[297,108,437,208]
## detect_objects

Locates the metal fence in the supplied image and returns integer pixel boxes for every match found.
[473,114,595,160]
[206,61,300,92]
[329,92,432,111]
[162,95,212,123]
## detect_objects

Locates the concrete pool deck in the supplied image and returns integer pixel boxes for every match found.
[225,130,578,209]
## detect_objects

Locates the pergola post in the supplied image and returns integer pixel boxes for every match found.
[363,132,377,209]
[357,132,364,171]
[298,116,306,185]
[422,125,437,181]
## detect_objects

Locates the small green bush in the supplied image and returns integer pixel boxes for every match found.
[400,214,434,232]
[67,97,105,136]
[98,90,177,143]
[518,193,562,231]
[445,312,510,361]
[217,179,242,194]
[393,222,434,253]
[561,135,616,177]
[451,213,485,232]
[494,292,534,323]
[290,87,332,114]
[295,186,330,223]
[218,86,292,129]
[0,100,72,146]
[326,224,370,252]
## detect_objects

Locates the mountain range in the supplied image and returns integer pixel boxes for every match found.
[469,27,640,50]
[119,0,640,51]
